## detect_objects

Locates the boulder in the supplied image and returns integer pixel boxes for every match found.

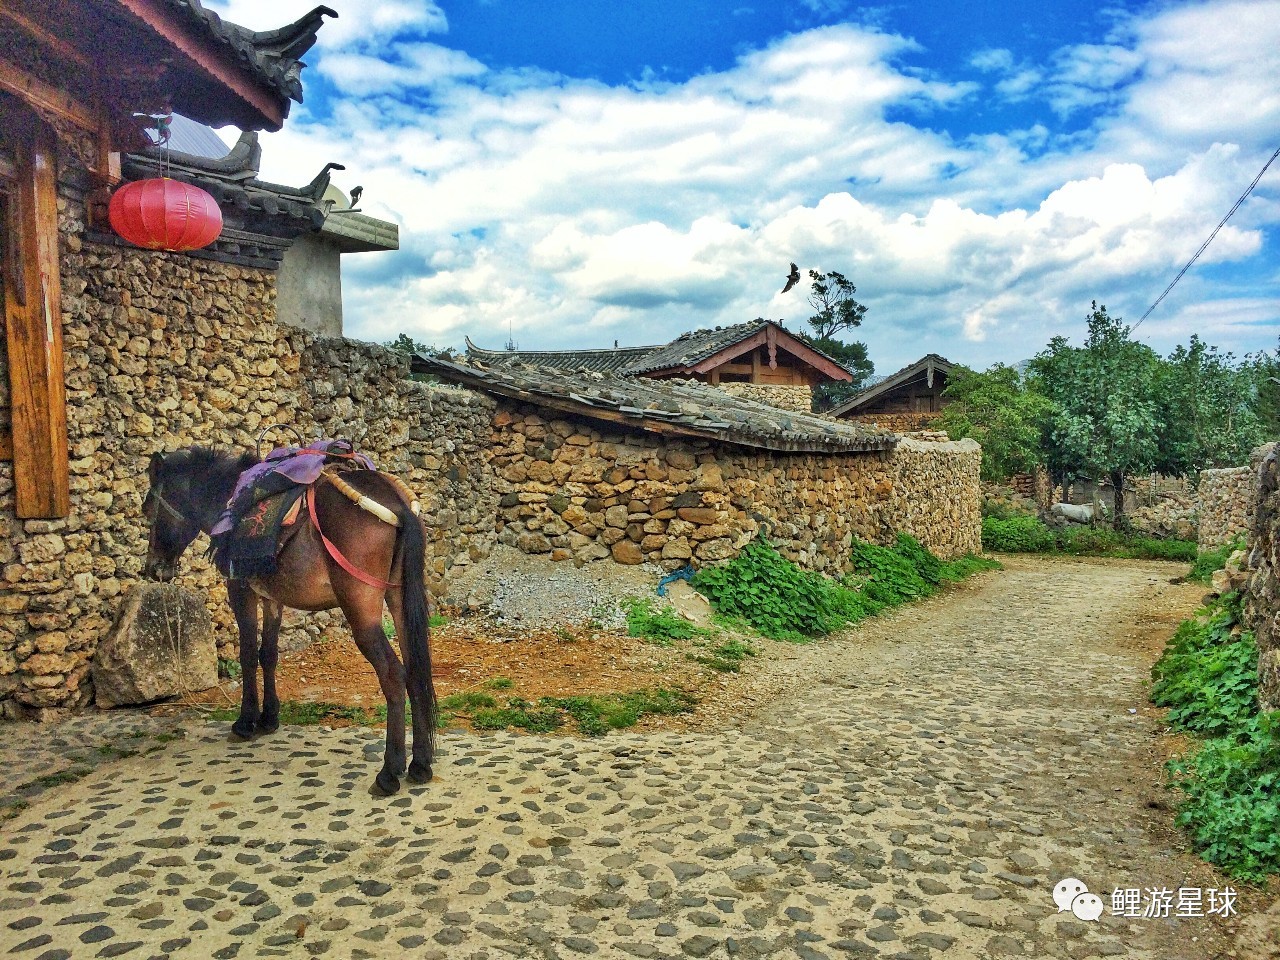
[93,583,217,709]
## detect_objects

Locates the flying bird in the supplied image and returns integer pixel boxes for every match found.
[781,262,800,293]
[349,185,363,208]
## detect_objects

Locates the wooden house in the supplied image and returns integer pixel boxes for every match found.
[828,354,955,432]
[0,1,382,518]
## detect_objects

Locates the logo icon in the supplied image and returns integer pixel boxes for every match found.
[1052,878,1102,922]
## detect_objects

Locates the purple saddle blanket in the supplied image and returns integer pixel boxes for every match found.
[210,439,376,538]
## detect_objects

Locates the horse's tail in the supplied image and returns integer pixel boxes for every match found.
[389,489,436,762]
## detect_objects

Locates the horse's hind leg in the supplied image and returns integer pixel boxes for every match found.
[227,579,261,739]
[258,598,284,734]
[341,598,407,795]
[388,586,434,783]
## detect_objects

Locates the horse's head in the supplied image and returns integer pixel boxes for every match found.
[142,451,205,582]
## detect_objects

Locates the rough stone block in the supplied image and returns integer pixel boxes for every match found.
[92,583,216,709]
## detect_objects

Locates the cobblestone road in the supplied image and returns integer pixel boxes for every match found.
[0,559,1227,959]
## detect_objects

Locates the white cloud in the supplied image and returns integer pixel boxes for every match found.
[236,0,1280,370]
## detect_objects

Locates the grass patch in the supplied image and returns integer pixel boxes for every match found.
[94,744,137,760]
[689,637,757,672]
[981,514,1196,560]
[208,701,380,725]
[34,768,90,789]
[1167,713,1280,883]
[1152,591,1280,882]
[0,800,28,821]
[438,691,498,712]
[623,596,715,644]
[485,677,514,690]
[447,688,696,735]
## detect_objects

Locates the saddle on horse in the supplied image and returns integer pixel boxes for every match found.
[210,439,378,579]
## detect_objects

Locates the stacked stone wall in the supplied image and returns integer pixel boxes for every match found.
[1198,466,1256,548]
[0,180,497,718]
[490,405,980,572]
[1243,444,1279,711]
[842,412,941,433]
[716,382,812,413]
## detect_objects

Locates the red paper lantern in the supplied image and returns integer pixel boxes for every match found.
[108,178,223,251]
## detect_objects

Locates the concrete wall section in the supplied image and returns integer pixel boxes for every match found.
[276,233,343,337]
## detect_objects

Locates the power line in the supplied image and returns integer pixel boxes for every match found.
[1134,143,1280,330]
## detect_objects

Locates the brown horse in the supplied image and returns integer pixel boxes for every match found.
[141,446,436,795]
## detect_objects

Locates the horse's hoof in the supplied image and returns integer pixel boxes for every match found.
[372,769,402,796]
[231,719,256,740]
[258,718,280,735]
[406,761,433,784]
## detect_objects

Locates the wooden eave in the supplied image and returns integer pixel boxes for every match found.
[111,0,286,130]
[829,354,954,417]
[657,325,852,382]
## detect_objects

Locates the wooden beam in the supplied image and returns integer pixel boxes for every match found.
[0,2,95,69]
[689,323,853,382]
[4,122,69,517]
[114,0,286,130]
[0,55,99,132]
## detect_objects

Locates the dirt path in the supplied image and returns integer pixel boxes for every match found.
[0,556,1268,959]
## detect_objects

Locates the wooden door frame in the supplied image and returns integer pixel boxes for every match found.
[1,107,69,518]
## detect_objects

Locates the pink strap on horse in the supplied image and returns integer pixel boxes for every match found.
[306,483,398,590]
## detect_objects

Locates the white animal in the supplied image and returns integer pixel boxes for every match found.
[1051,502,1107,524]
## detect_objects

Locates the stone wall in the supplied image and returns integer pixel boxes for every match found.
[842,412,941,434]
[716,382,812,413]
[1198,466,1256,549]
[490,405,981,572]
[1243,444,1279,711]
[0,167,497,718]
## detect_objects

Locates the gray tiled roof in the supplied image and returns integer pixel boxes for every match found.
[622,319,772,374]
[465,337,658,374]
[165,1,336,104]
[467,320,854,380]
[413,355,896,454]
[828,354,955,417]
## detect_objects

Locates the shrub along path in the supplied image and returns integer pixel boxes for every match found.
[0,556,1268,959]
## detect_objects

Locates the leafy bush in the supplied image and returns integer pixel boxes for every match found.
[694,535,997,640]
[982,515,1056,552]
[1153,591,1280,881]
[1168,712,1280,882]
[1188,537,1245,585]
[693,537,867,640]
[1151,596,1256,736]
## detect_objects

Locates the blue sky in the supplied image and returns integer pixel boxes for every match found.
[208,0,1280,373]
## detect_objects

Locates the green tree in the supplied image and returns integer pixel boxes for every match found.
[801,270,872,411]
[1155,335,1268,472]
[937,364,1054,482]
[1246,339,1280,440]
[384,333,440,357]
[805,269,868,340]
[1029,302,1161,524]
[803,336,874,412]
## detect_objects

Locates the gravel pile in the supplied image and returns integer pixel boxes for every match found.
[446,546,666,630]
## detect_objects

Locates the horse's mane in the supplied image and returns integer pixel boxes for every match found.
[165,446,259,505]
